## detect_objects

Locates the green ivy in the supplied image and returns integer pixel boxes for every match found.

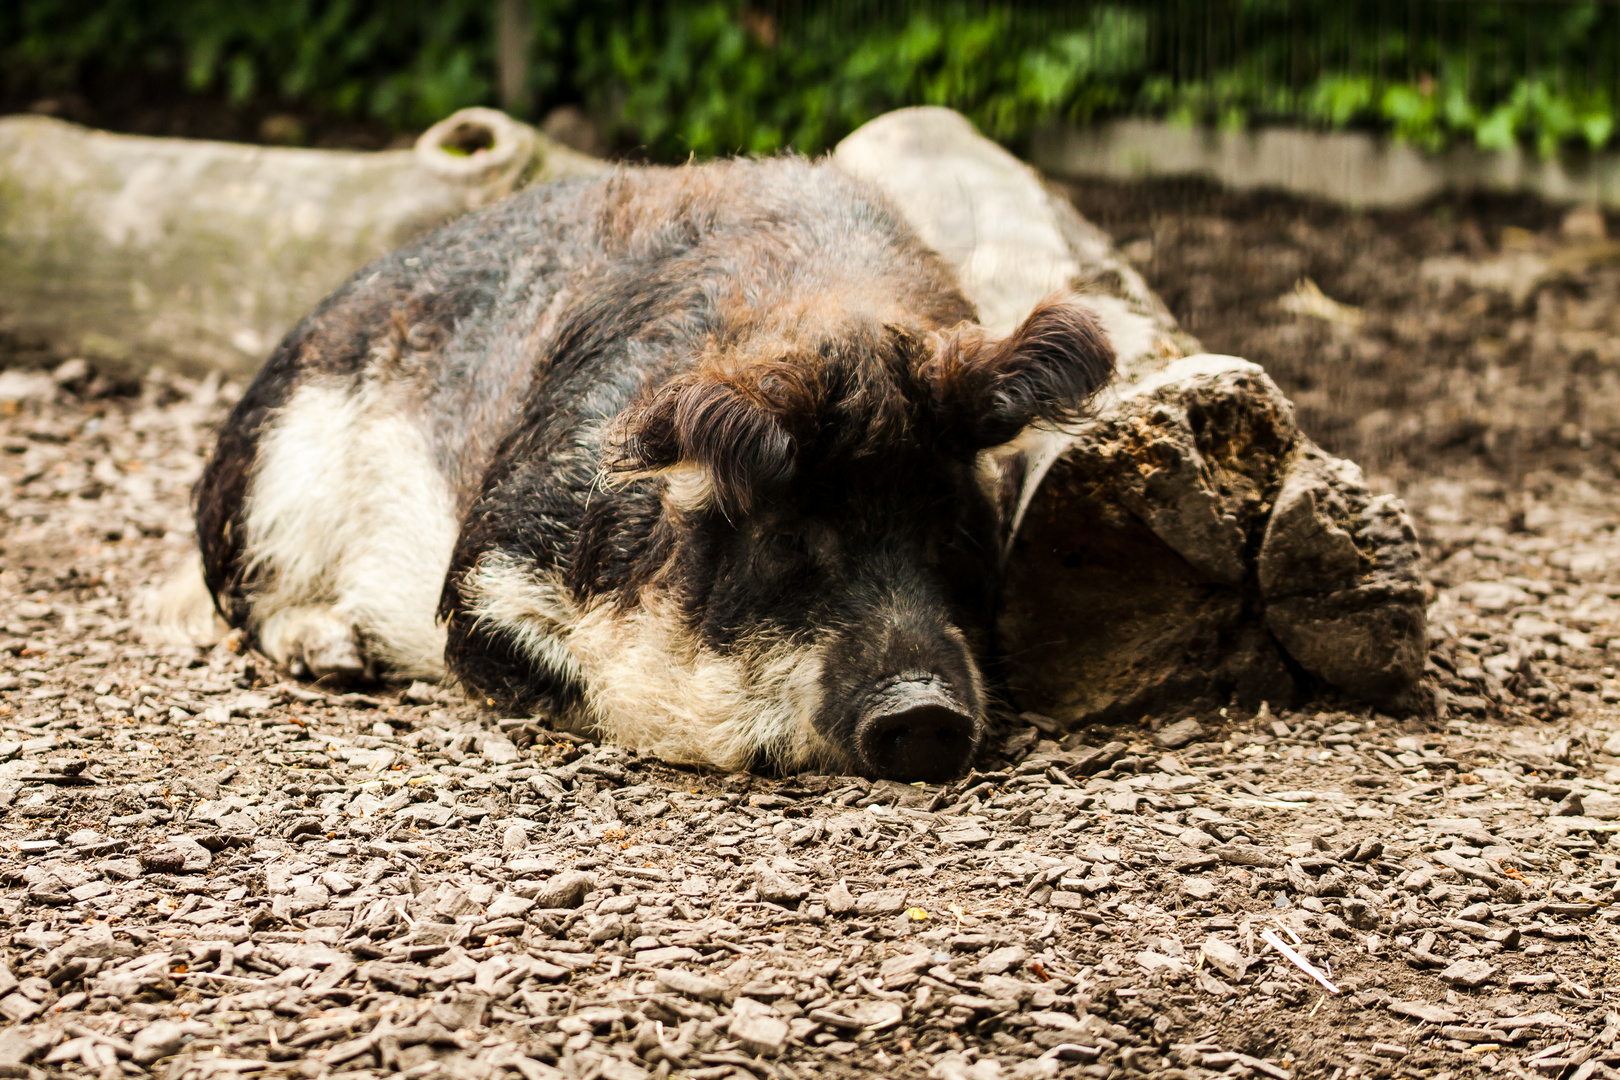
[7,0,1620,161]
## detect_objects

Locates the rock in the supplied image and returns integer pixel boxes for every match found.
[131,1021,187,1065]
[398,803,454,828]
[753,864,809,905]
[813,999,906,1031]
[1181,877,1219,902]
[1386,1003,1464,1029]
[1154,719,1207,749]
[1137,950,1191,976]
[1458,581,1530,611]
[0,994,41,1023]
[975,946,1027,976]
[855,889,908,916]
[657,968,723,1001]
[481,736,520,764]
[1178,828,1219,850]
[880,951,935,984]
[1200,938,1247,981]
[532,870,595,909]
[44,924,136,968]
[825,880,857,914]
[287,882,331,915]
[1439,959,1496,989]
[1215,845,1280,868]
[0,370,54,404]
[485,893,535,919]
[0,1027,56,1066]
[728,999,789,1056]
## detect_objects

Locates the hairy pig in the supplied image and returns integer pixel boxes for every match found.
[191,158,1114,782]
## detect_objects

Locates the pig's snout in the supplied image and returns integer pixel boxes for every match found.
[856,678,978,783]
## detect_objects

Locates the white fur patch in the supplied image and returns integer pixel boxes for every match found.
[240,380,458,678]
[597,461,717,516]
[139,550,227,648]
[659,466,716,515]
[463,553,844,772]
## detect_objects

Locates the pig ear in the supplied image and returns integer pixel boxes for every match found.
[604,364,812,516]
[927,296,1115,450]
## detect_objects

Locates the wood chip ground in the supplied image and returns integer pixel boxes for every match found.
[9,196,1620,1080]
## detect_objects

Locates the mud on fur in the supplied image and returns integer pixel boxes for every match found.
[166,158,1115,783]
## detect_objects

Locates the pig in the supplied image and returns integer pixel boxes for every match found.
[190,158,1114,782]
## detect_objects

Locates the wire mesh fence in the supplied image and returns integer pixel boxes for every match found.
[758,0,1620,154]
[10,0,1620,158]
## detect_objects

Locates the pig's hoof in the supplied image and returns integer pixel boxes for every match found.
[259,607,370,682]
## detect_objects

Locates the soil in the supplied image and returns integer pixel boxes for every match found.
[6,183,1620,1080]
[1061,179,1620,484]
[4,75,410,152]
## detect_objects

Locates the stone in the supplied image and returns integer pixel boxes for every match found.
[1179,829,1218,854]
[880,951,935,984]
[753,864,809,905]
[855,889,908,916]
[1154,719,1207,749]
[485,893,535,920]
[657,968,722,1001]
[1439,959,1496,989]
[975,946,1027,976]
[0,994,41,1023]
[532,870,595,909]
[398,803,454,828]
[728,999,789,1056]
[130,1021,187,1066]
[1181,877,1219,901]
[481,737,520,764]
[1199,938,1247,981]
[1387,1001,1463,1024]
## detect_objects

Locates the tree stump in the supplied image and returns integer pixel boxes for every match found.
[836,108,1429,722]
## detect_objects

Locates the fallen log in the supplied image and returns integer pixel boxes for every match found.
[0,107,603,380]
[836,108,1429,721]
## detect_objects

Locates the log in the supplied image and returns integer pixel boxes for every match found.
[835,108,1429,721]
[0,107,604,380]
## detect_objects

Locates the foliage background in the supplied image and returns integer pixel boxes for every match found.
[7,1,1620,160]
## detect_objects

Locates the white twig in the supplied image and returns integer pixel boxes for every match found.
[1261,929,1339,995]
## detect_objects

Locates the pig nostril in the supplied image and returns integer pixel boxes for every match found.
[858,703,976,784]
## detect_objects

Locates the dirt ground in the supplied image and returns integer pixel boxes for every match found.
[7,183,1620,1080]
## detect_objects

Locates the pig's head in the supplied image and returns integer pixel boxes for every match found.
[599,296,1114,782]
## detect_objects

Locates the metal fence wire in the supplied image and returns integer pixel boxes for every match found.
[769,0,1620,94]
[759,0,1620,153]
[12,0,1620,158]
